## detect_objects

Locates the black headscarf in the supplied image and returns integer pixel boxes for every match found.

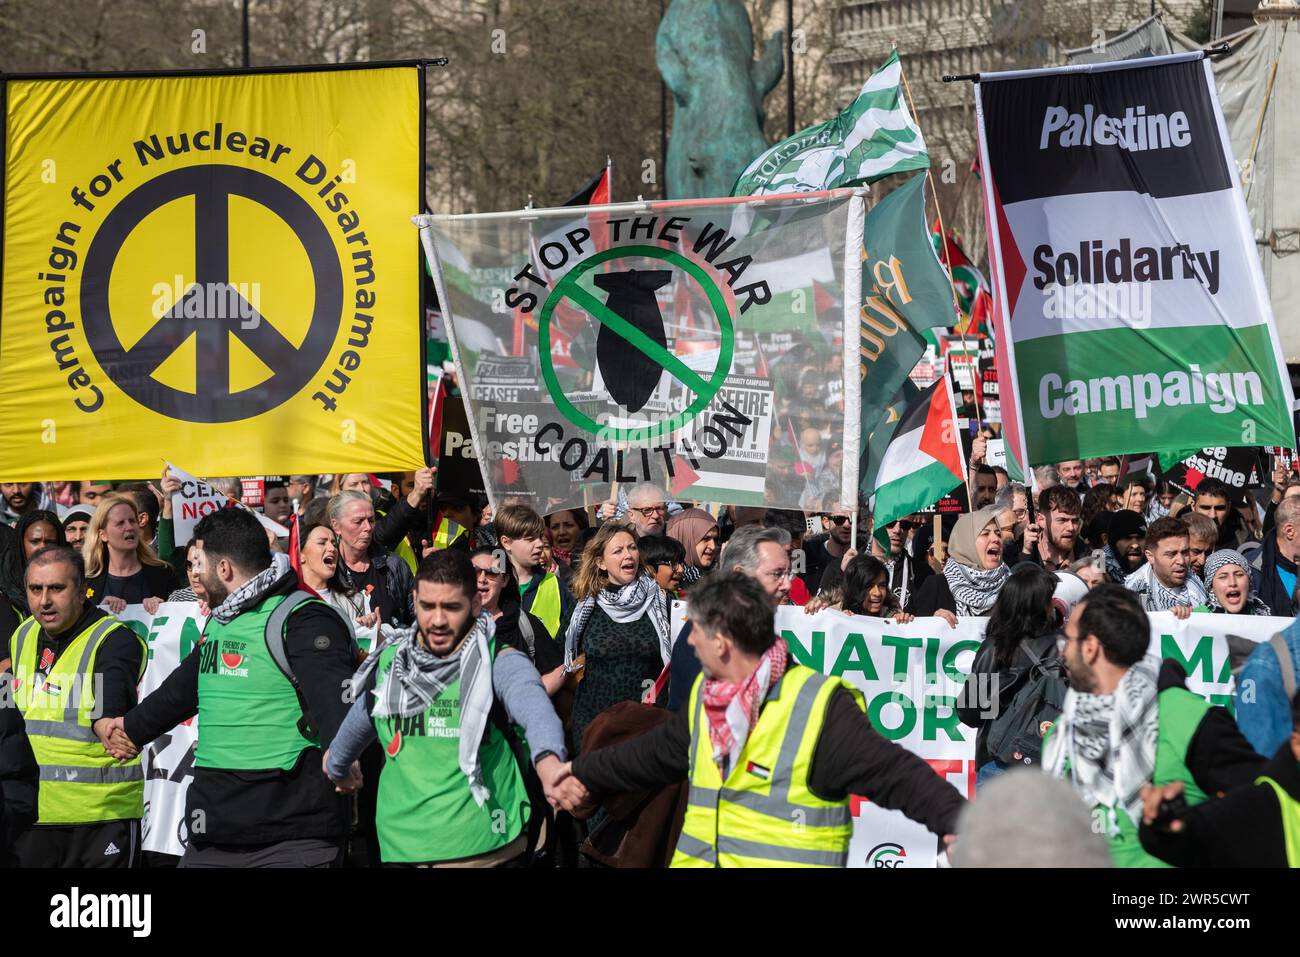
[15,509,65,566]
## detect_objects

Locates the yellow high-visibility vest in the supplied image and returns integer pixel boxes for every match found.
[432,517,467,552]
[1256,776,1300,868]
[671,664,863,868]
[527,573,562,640]
[11,615,147,824]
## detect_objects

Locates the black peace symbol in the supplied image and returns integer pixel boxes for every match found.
[81,164,343,423]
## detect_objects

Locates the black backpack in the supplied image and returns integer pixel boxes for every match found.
[987,638,1067,768]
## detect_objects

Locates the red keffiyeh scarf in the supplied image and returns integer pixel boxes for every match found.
[702,639,789,776]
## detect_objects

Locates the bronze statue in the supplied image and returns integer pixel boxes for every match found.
[657,0,785,199]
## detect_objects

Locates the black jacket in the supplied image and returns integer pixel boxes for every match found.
[494,607,563,676]
[372,497,429,556]
[956,632,1062,767]
[911,574,956,617]
[1249,532,1296,617]
[123,571,356,847]
[337,546,416,627]
[573,664,966,838]
[885,549,930,612]
[86,562,180,605]
[1139,739,1299,867]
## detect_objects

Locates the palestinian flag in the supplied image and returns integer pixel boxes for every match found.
[563,164,610,207]
[930,219,990,329]
[514,165,615,353]
[870,377,967,545]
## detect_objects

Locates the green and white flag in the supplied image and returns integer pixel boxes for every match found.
[732,50,929,197]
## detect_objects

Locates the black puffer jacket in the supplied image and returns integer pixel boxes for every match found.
[337,546,415,627]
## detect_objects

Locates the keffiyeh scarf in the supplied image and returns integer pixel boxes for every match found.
[351,612,497,806]
[1043,654,1160,835]
[211,553,292,624]
[563,573,671,673]
[1103,545,1129,584]
[1204,593,1272,615]
[943,557,1010,616]
[1202,549,1272,616]
[702,639,789,776]
[1124,561,1208,610]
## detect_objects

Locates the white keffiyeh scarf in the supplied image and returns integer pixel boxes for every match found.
[352,612,497,806]
[1043,655,1160,835]
[943,558,1010,616]
[563,574,671,674]
[1124,561,1208,611]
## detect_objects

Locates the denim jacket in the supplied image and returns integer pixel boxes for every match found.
[1235,619,1300,757]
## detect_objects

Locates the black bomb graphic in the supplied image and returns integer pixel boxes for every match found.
[592,268,672,414]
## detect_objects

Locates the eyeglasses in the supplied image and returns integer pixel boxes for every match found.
[761,568,794,582]
[1056,631,1084,654]
[655,561,685,572]
[474,567,505,580]
[632,505,667,517]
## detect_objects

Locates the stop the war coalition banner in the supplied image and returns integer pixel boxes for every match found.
[418,192,864,512]
[0,66,426,480]
[760,605,1284,868]
[975,53,1294,469]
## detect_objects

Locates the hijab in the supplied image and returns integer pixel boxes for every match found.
[943,506,1010,616]
[667,508,719,571]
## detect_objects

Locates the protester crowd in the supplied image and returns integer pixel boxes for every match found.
[1,448,1298,869]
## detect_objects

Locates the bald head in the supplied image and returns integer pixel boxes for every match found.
[953,770,1112,868]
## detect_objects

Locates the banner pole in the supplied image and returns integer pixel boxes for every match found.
[415,187,859,225]
[897,58,984,435]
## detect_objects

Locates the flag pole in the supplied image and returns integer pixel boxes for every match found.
[896,49,984,436]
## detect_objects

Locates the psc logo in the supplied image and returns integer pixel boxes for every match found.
[867,842,908,868]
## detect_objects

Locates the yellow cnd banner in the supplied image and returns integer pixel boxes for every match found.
[0,65,427,481]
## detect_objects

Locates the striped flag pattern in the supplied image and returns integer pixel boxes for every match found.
[732,50,929,197]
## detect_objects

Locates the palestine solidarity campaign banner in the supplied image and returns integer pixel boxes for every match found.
[975,52,1295,469]
[419,191,865,512]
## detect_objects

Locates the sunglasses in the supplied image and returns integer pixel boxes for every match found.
[827,515,851,526]
[886,520,917,531]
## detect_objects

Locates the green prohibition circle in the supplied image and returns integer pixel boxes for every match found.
[537,244,735,444]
